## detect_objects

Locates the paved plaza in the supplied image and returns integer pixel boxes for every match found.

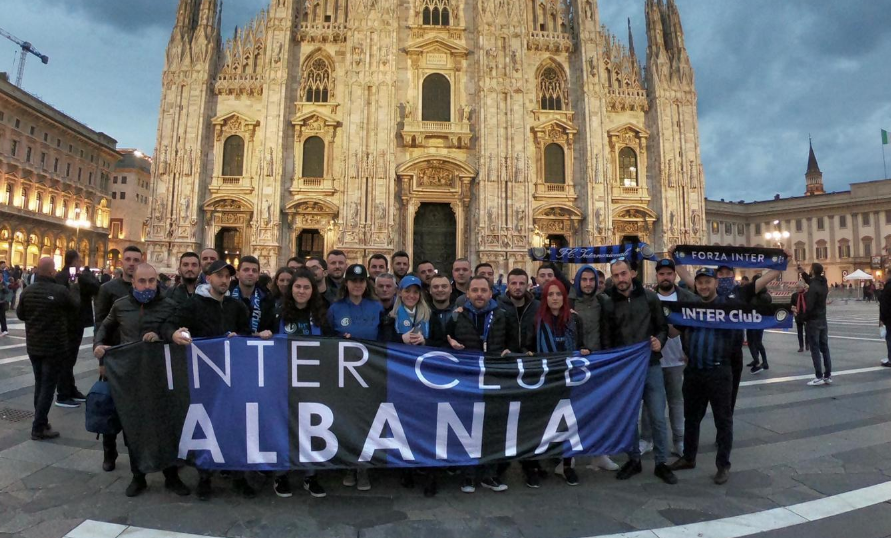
[0,301,889,538]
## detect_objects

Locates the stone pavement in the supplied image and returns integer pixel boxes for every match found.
[0,302,889,538]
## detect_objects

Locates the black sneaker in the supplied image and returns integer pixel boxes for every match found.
[274,476,293,498]
[125,475,147,497]
[71,390,87,402]
[746,360,757,368]
[714,467,730,485]
[655,463,678,485]
[563,467,579,486]
[233,477,256,499]
[54,399,80,408]
[480,477,508,492]
[460,478,476,493]
[762,362,769,370]
[303,477,326,498]
[615,460,642,480]
[423,475,437,498]
[750,365,764,374]
[31,427,61,441]
[165,476,191,496]
[524,470,541,488]
[197,478,212,501]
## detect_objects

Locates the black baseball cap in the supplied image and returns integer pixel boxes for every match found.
[695,267,717,279]
[205,259,236,277]
[344,264,369,281]
[655,258,676,271]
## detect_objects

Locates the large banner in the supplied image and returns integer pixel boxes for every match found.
[104,337,651,474]
[663,302,793,330]
[673,245,789,271]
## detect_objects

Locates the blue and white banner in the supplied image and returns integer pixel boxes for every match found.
[673,245,789,271]
[105,337,652,473]
[529,243,656,264]
[663,302,793,330]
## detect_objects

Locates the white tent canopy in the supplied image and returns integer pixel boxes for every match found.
[843,269,874,281]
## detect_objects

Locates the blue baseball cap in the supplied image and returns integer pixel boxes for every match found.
[695,267,717,279]
[398,275,423,290]
[655,258,676,271]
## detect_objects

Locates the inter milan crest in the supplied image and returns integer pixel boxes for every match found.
[341,318,351,327]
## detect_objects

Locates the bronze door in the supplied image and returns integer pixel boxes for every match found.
[413,203,456,273]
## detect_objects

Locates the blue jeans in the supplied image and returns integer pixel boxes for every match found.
[641,365,684,452]
[807,321,831,378]
[629,363,669,465]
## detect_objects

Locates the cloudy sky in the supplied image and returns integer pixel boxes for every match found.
[2,0,889,202]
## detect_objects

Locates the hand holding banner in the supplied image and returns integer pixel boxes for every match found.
[673,245,789,271]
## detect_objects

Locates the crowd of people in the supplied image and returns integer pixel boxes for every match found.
[11,245,842,504]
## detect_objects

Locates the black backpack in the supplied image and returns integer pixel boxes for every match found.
[85,379,122,436]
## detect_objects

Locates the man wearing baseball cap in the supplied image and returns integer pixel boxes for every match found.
[669,267,735,485]
[163,259,253,501]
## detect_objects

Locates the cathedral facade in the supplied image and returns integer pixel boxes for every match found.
[146,0,706,273]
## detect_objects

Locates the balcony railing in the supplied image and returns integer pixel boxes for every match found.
[401,120,472,149]
[209,176,254,195]
[534,182,577,199]
[527,31,575,52]
[289,176,336,195]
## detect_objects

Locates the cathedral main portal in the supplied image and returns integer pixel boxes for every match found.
[412,203,457,273]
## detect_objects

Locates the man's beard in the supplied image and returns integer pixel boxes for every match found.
[658,281,674,292]
[182,276,198,285]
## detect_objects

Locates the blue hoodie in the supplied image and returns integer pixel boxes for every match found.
[572,265,600,298]
[571,265,603,351]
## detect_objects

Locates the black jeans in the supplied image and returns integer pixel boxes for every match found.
[29,355,60,433]
[747,330,767,365]
[730,347,743,413]
[0,303,7,332]
[57,326,85,400]
[682,365,733,470]
[796,320,807,350]
[807,321,831,378]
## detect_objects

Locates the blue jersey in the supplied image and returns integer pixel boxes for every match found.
[327,298,383,341]
[681,295,736,370]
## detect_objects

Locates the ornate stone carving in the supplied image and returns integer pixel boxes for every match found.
[417,167,454,188]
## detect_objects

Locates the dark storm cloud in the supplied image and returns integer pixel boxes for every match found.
[43,0,257,34]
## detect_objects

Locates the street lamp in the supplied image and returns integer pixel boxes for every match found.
[763,229,790,248]
[66,207,91,243]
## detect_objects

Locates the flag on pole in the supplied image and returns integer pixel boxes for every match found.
[883,129,889,145]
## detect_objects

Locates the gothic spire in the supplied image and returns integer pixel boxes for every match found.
[628,17,636,60]
[805,138,825,195]
[806,137,821,173]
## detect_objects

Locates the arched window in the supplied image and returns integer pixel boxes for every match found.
[422,0,450,26]
[302,137,325,178]
[300,57,333,103]
[544,143,565,184]
[441,7,450,25]
[35,192,42,214]
[49,196,56,216]
[619,147,638,187]
[3,185,10,204]
[432,7,441,25]
[62,199,68,218]
[538,65,567,111]
[422,73,451,122]
[222,135,245,177]
[423,7,431,24]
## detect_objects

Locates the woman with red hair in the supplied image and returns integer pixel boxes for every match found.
[525,279,590,486]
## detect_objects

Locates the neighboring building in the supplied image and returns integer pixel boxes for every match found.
[108,149,153,267]
[706,142,891,284]
[0,72,115,269]
[146,0,706,272]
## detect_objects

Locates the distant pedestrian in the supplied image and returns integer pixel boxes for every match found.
[790,282,809,353]
[16,258,80,440]
[799,263,832,386]
[747,275,772,374]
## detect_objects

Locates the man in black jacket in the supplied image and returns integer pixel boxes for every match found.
[93,263,189,498]
[95,246,142,331]
[54,250,100,408]
[16,258,80,440]
[165,259,252,501]
[601,259,677,485]
[880,274,891,367]
[165,251,201,306]
[446,276,512,494]
[498,268,538,353]
[800,263,832,385]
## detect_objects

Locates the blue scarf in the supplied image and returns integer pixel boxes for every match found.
[536,315,576,353]
[231,284,263,332]
[395,305,429,339]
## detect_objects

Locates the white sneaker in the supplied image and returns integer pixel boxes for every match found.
[823,377,833,385]
[590,455,620,471]
[881,358,890,365]
[807,378,825,386]
[639,440,654,455]
[0,331,7,336]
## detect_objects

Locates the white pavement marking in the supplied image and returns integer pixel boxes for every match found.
[740,366,888,386]
[591,480,891,538]
[765,329,882,342]
[0,342,26,350]
[0,344,92,365]
[66,520,211,538]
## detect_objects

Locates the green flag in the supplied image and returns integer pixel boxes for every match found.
[884,129,889,145]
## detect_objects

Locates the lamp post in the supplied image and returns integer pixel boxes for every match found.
[763,220,790,249]
[66,208,91,257]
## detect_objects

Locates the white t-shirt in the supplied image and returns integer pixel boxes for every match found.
[656,290,686,368]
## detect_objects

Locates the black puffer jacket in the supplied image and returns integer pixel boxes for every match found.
[16,276,80,358]
[880,281,891,325]
[94,289,177,365]
[802,274,828,324]
[445,299,510,355]
[162,284,251,340]
[165,283,196,307]
[95,277,133,327]
[600,280,668,365]
[498,293,539,353]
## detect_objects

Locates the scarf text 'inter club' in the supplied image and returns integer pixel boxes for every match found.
[104,337,651,474]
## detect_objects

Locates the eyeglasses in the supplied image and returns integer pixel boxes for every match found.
[609,256,627,265]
